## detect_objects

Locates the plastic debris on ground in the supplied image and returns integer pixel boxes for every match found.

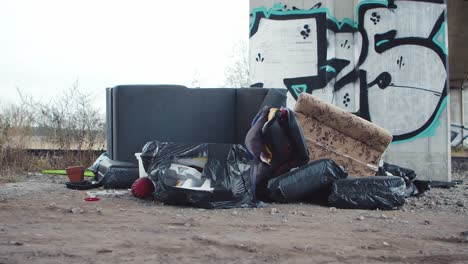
[131,177,155,199]
[88,152,110,175]
[328,176,406,210]
[86,190,129,198]
[140,141,255,209]
[267,159,347,203]
[94,159,139,189]
[376,162,430,197]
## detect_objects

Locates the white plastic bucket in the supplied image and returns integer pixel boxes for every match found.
[134,153,148,178]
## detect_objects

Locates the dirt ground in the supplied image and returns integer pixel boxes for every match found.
[1,171,467,264]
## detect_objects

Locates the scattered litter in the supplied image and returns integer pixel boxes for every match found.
[131,177,155,199]
[382,241,390,246]
[97,249,113,254]
[428,180,462,189]
[65,180,102,190]
[86,190,129,198]
[461,231,468,243]
[9,241,23,246]
[270,208,279,215]
[329,207,337,213]
[84,197,100,202]
[47,202,59,209]
[357,216,365,221]
[70,207,84,214]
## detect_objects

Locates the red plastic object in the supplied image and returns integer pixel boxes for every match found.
[66,166,85,183]
[84,197,100,202]
[131,177,155,199]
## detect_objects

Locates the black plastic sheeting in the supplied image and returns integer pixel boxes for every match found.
[267,159,347,203]
[140,141,255,209]
[88,152,110,175]
[376,162,430,197]
[94,159,139,189]
[88,153,139,189]
[328,176,406,210]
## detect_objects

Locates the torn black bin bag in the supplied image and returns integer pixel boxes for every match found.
[140,141,256,209]
[267,159,347,203]
[328,176,406,210]
[376,162,430,197]
[94,159,139,189]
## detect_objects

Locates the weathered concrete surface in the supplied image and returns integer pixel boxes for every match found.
[249,0,451,181]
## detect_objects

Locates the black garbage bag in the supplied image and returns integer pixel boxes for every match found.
[88,152,110,175]
[328,176,406,210]
[94,159,139,189]
[267,159,347,203]
[140,141,256,209]
[376,162,430,197]
[88,152,139,189]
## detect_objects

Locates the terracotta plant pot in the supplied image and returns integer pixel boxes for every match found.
[66,166,85,183]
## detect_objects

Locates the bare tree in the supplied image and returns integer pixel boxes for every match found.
[17,80,104,151]
[223,40,250,88]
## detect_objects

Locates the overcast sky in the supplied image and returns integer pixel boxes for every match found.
[0,0,249,110]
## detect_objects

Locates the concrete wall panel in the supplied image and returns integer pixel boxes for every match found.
[249,0,450,180]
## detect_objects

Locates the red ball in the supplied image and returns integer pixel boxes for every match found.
[131,177,155,199]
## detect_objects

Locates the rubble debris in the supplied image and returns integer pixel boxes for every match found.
[461,231,468,243]
[270,208,279,215]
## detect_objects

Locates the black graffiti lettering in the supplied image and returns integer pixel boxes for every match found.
[250,1,448,141]
[368,72,392,89]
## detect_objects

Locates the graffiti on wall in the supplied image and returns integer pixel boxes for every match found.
[249,0,448,142]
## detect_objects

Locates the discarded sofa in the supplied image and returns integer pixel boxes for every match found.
[294,93,393,176]
[100,85,286,188]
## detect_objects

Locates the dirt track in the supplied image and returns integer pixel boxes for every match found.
[1,173,467,264]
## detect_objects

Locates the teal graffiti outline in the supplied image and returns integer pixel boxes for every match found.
[320,65,336,73]
[250,0,448,142]
[376,39,389,47]
[250,4,357,33]
[391,97,447,144]
[291,84,307,98]
[432,21,448,55]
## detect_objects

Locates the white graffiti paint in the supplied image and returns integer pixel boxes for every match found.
[250,18,320,88]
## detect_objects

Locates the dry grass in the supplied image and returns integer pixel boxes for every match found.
[0,84,105,182]
[0,149,102,183]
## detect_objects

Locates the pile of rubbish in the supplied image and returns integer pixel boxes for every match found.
[78,93,432,210]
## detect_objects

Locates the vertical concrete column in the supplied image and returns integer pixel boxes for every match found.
[249,0,450,181]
